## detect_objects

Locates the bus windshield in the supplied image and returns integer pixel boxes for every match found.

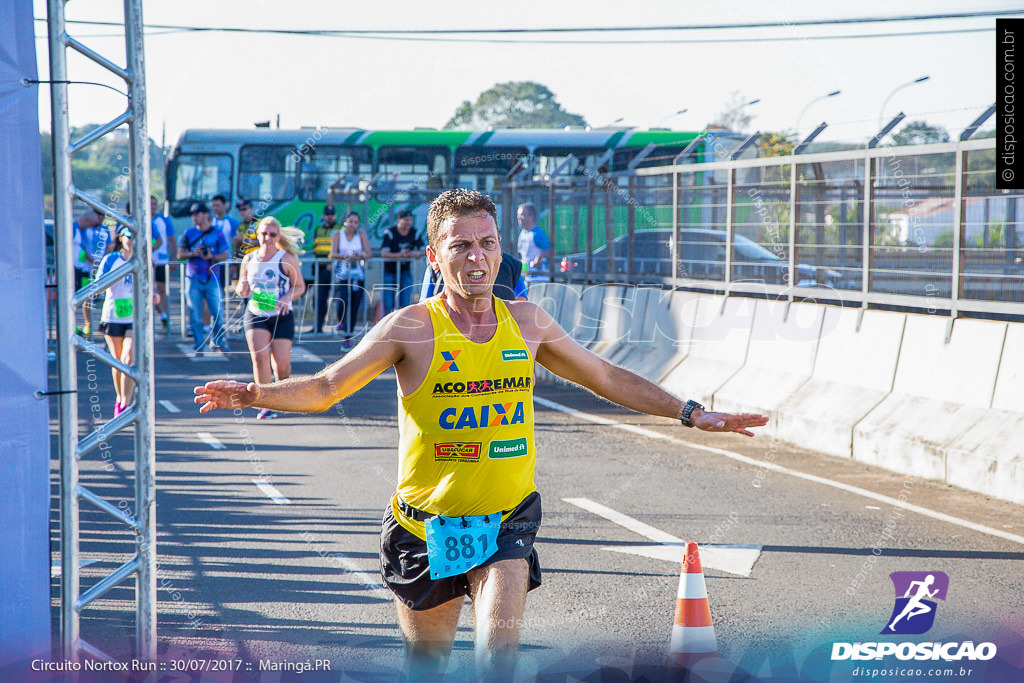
[169,153,232,217]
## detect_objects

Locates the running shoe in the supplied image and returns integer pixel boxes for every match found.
[82,323,91,336]
[114,401,123,417]
[192,347,205,359]
[256,408,278,420]
[335,321,346,332]
[161,317,170,332]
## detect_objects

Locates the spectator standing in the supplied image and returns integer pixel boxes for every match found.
[380,209,425,314]
[329,210,371,348]
[516,202,552,283]
[236,217,306,420]
[177,203,231,357]
[235,199,260,259]
[149,196,174,332]
[307,205,338,333]
[72,207,108,336]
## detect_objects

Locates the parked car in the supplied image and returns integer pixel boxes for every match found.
[561,228,841,286]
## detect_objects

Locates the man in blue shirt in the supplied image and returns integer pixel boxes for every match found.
[177,203,230,356]
[516,202,551,284]
[72,207,108,335]
[149,195,174,331]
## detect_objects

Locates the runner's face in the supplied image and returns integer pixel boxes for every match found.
[240,206,253,220]
[429,212,501,299]
[257,225,279,247]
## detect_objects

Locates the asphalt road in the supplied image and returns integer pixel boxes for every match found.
[49,334,1024,682]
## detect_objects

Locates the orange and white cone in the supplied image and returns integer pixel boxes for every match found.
[669,542,718,668]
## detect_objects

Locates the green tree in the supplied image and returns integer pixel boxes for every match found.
[444,81,587,129]
[892,120,950,146]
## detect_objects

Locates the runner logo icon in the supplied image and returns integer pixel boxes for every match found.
[881,571,949,635]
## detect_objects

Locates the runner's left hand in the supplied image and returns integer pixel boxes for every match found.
[692,409,769,437]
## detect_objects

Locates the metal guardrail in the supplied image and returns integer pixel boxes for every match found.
[506,137,1022,320]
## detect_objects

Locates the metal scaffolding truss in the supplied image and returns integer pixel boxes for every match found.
[47,0,156,663]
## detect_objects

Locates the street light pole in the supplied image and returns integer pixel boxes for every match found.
[878,76,929,128]
[656,107,688,126]
[796,89,841,133]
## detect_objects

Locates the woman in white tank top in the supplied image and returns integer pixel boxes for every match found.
[329,211,371,346]
[236,217,306,419]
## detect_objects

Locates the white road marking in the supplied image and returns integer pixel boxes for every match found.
[563,497,762,577]
[253,479,290,505]
[176,344,228,361]
[159,400,180,413]
[290,346,325,363]
[196,432,225,450]
[537,396,1024,547]
[51,558,100,578]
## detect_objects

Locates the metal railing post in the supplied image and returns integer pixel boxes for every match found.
[725,168,735,287]
[862,155,875,304]
[951,145,967,326]
[789,163,798,292]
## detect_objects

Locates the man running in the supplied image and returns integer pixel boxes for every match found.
[194,189,767,678]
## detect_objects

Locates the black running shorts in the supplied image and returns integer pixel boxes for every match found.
[242,309,294,341]
[380,491,542,611]
[99,321,132,337]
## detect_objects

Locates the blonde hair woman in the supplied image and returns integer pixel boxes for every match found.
[235,217,306,419]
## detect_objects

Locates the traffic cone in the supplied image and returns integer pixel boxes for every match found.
[669,542,718,670]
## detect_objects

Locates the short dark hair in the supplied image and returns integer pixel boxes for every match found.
[427,189,497,249]
[397,209,413,219]
[344,210,361,221]
[517,202,537,218]
[211,194,227,204]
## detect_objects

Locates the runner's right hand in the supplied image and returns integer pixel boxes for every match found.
[194,380,261,413]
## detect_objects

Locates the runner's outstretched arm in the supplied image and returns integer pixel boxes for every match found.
[530,305,768,437]
[194,311,406,414]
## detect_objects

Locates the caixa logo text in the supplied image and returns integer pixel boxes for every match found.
[831,642,996,662]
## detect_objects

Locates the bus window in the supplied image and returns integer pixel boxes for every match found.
[375,146,449,196]
[168,153,232,218]
[533,146,605,178]
[611,146,691,172]
[297,145,372,201]
[239,145,297,202]
[454,146,529,192]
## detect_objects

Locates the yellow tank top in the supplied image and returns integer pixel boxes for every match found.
[393,296,536,539]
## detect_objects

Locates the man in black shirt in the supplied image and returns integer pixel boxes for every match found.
[380,209,425,313]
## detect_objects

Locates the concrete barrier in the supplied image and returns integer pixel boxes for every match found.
[589,286,637,357]
[712,300,825,428]
[607,288,661,365]
[943,323,1024,504]
[659,295,756,407]
[623,290,700,383]
[853,316,1007,481]
[775,308,906,456]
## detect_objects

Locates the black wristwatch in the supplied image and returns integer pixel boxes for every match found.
[679,399,703,428]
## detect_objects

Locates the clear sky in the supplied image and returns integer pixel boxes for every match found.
[32,1,1015,147]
